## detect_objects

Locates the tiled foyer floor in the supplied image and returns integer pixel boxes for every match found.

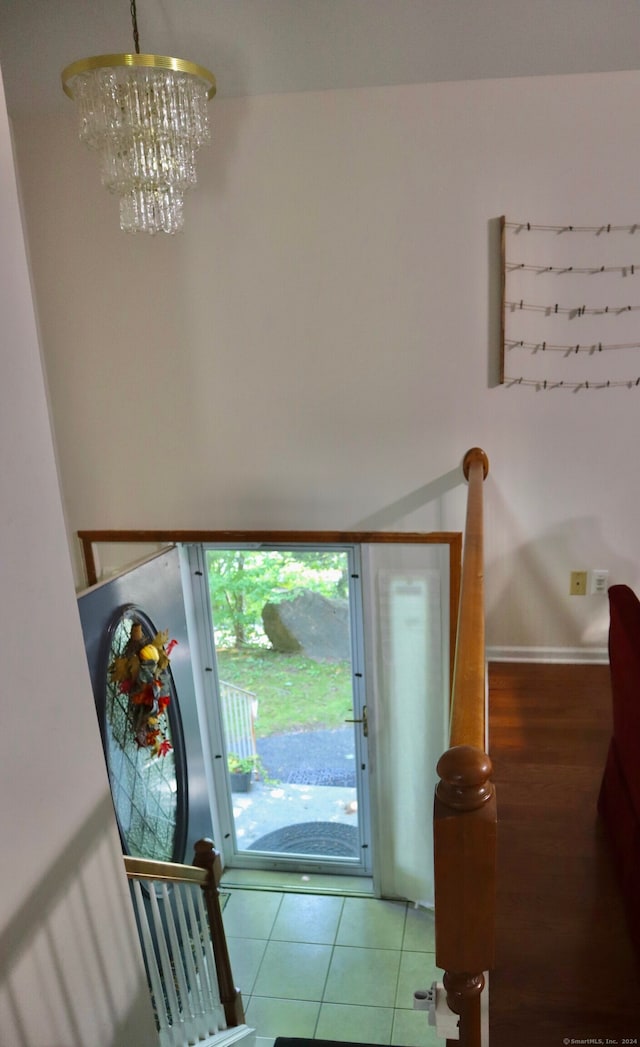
[222,890,443,1046]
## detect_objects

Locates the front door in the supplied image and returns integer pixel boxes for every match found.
[77,548,215,862]
[187,543,372,876]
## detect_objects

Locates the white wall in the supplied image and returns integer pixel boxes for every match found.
[0,69,157,1046]
[12,69,640,654]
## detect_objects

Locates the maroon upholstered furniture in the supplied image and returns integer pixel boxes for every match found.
[598,584,640,957]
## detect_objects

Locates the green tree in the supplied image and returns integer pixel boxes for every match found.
[206,549,348,649]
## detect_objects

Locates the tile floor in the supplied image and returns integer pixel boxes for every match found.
[222,889,444,1046]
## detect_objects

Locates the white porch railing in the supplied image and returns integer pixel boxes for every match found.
[219,680,258,765]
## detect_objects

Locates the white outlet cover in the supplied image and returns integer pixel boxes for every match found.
[588,570,609,595]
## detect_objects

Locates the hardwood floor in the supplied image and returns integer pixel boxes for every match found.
[488,662,640,1046]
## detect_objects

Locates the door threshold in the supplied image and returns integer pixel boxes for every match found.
[220,867,376,897]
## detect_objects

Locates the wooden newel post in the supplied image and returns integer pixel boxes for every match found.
[193,838,245,1027]
[434,745,497,1047]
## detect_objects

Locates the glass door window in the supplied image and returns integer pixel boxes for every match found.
[199,545,371,875]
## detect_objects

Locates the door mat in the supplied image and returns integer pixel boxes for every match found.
[248,821,359,857]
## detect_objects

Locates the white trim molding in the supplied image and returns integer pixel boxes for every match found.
[487,645,608,665]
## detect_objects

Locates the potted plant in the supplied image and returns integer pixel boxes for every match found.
[227,753,258,793]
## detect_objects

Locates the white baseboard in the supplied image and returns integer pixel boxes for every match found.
[487,645,608,664]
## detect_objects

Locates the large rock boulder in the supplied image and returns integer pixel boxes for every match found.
[262,589,350,662]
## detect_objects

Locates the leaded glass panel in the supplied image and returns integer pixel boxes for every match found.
[104,609,183,860]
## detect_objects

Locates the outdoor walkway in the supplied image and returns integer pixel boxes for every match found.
[232,779,358,851]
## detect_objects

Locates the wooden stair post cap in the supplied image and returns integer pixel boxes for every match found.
[462,447,489,481]
[436,744,493,810]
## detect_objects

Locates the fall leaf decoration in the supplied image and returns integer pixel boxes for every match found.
[109,621,178,758]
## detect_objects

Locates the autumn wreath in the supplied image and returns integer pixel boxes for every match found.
[109,621,177,757]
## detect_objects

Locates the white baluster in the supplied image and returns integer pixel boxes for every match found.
[174,883,208,1040]
[148,883,185,1047]
[161,882,197,1044]
[196,887,223,1023]
[131,879,172,1047]
[187,885,222,1027]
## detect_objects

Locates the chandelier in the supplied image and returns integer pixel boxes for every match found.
[61,1,216,234]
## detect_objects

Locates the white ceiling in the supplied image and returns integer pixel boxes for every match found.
[1,0,640,117]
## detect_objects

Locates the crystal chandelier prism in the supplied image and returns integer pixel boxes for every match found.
[61,1,216,234]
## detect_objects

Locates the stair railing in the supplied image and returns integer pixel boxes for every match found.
[433,448,496,1047]
[124,838,245,1047]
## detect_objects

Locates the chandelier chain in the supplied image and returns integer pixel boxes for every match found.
[130,0,141,54]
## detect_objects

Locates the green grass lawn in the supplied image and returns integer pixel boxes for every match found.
[216,647,353,737]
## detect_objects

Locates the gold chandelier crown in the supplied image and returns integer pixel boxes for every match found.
[61,4,216,234]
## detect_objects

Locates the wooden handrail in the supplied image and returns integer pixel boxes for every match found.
[124,854,209,886]
[449,447,489,750]
[434,448,495,1047]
